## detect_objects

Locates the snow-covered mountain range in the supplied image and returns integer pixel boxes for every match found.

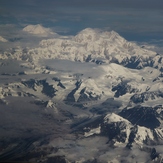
[3,27,163,70]
[1,26,163,162]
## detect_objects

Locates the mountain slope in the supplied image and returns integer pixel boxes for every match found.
[83,112,163,146]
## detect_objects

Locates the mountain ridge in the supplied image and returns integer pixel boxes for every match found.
[2,27,156,64]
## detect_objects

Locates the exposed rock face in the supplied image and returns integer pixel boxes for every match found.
[22,79,57,98]
[130,91,163,103]
[112,81,138,97]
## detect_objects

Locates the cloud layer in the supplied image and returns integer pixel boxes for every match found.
[0,0,163,42]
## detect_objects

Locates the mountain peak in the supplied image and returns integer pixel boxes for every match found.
[0,36,8,42]
[104,113,131,124]
[110,30,121,38]
[74,28,101,43]
[103,30,125,43]
[74,28,125,44]
[78,28,100,33]
[23,24,55,36]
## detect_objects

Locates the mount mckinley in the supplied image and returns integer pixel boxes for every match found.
[0,25,163,162]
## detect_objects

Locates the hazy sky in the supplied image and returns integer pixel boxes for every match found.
[0,0,163,42]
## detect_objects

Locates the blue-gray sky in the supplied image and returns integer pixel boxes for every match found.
[0,0,163,42]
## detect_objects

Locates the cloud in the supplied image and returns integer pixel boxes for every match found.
[1,0,163,43]
[1,0,162,20]
[24,0,163,11]
[49,136,153,162]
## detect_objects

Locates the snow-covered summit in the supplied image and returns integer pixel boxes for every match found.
[74,28,124,44]
[104,113,131,124]
[0,36,8,42]
[74,28,100,43]
[23,24,55,36]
